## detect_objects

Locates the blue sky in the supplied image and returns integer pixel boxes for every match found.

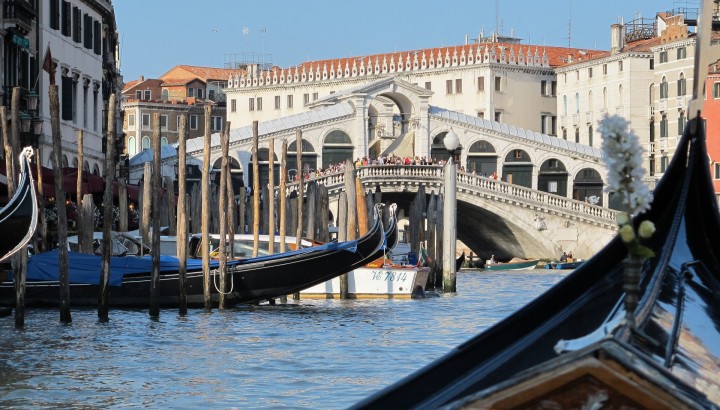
[115,0,686,82]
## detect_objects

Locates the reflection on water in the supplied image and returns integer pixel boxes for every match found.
[0,270,567,409]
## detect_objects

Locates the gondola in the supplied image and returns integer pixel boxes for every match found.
[353,10,720,410]
[0,147,38,262]
[0,205,388,308]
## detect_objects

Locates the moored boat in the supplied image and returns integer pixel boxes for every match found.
[0,148,38,262]
[0,206,387,308]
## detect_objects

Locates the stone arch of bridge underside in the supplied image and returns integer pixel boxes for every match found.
[341,187,614,261]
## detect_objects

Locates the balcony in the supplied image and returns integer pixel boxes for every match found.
[676,96,688,109]
[572,114,579,126]
[3,0,36,31]
[585,111,593,124]
[648,142,655,155]
[657,99,668,112]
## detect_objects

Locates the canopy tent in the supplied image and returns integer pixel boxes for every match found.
[0,159,140,203]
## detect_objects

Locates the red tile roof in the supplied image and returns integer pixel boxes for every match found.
[160,65,240,82]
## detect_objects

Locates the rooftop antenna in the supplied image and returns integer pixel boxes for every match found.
[495,0,499,40]
[568,0,572,47]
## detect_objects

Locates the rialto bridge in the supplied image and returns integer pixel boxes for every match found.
[184,76,619,259]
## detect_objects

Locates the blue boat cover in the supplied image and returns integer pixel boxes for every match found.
[24,249,229,286]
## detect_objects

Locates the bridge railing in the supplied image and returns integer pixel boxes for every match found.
[287,165,617,227]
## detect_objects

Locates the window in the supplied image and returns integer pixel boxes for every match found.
[562,128,567,140]
[660,77,668,99]
[513,150,522,159]
[197,88,204,99]
[93,88,98,131]
[136,90,142,100]
[660,114,668,138]
[61,1,71,37]
[274,95,281,109]
[563,73,567,83]
[93,21,101,55]
[715,163,720,179]
[142,114,150,130]
[619,60,624,71]
[548,181,558,193]
[649,59,654,70]
[161,89,169,100]
[677,47,686,59]
[61,76,73,121]
[603,64,607,75]
[477,111,484,119]
[494,111,502,122]
[208,89,215,101]
[188,88,195,97]
[678,111,686,135]
[575,93,580,114]
[312,92,318,100]
[160,115,168,131]
[303,93,309,104]
[249,98,255,111]
[446,79,453,94]
[494,76,501,91]
[588,67,593,78]
[83,84,88,128]
[83,14,92,49]
[425,81,431,90]
[212,116,223,131]
[588,125,593,146]
[541,80,547,95]
[455,79,462,93]
[50,0,60,30]
[575,127,580,143]
[142,136,150,150]
[660,156,668,173]
[72,6,81,43]
[659,50,668,63]
[231,99,237,112]
[677,73,686,96]
[541,114,548,134]
[144,90,151,101]
[477,77,484,92]
[287,95,293,108]
[603,87,608,109]
[128,114,135,129]
[256,97,262,111]
[713,83,720,98]
[189,115,198,130]
[576,70,580,80]
[551,81,557,96]
[563,95,568,115]
[551,116,557,135]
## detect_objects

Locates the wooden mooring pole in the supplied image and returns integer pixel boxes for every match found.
[278,139,288,304]
[218,122,230,309]
[252,121,260,258]
[150,112,162,316]
[201,105,212,311]
[177,114,189,314]
[293,130,302,300]
[99,94,116,321]
[50,85,71,323]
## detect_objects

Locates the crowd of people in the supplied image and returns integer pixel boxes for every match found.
[296,155,475,181]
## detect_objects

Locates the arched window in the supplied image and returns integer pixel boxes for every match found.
[575,127,580,143]
[619,84,624,107]
[649,83,655,106]
[660,114,668,138]
[603,87,608,109]
[587,90,593,111]
[161,89,169,100]
[93,164,100,175]
[128,136,137,156]
[678,111,686,135]
[322,130,353,169]
[660,76,668,99]
[588,125,593,147]
[677,73,686,96]
[575,93,580,114]
[142,136,150,150]
[563,95,568,115]
[161,137,168,146]
[62,155,69,168]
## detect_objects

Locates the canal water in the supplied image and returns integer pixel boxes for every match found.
[0,270,568,409]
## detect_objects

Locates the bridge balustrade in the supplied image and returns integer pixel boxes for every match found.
[286,165,617,228]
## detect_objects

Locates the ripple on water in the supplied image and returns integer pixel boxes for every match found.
[0,270,567,409]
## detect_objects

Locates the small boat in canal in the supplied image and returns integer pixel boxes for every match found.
[0,148,38,262]
[300,204,431,299]
[544,259,584,270]
[0,206,387,308]
[352,6,720,407]
[483,257,539,271]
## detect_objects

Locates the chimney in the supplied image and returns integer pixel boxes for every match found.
[139,75,145,82]
[610,23,625,54]
[567,53,573,63]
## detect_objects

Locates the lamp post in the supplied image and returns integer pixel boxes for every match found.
[442,128,459,292]
[20,90,43,149]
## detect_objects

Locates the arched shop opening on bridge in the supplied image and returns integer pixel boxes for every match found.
[248,148,280,187]
[211,156,244,192]
[287,139,318,179]
[322,130,354,169]
[466,140,498,176]
[431,131,463,162]
[538,158,569,197]
[573,168,604,205]
[502,149,533,188]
